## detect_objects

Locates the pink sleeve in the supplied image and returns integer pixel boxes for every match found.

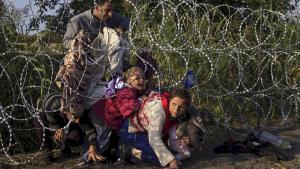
[116,88,141,118]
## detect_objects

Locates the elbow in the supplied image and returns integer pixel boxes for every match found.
[148,136,155,146]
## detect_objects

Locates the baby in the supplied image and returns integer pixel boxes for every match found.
[168,124,191,161]
[168,108,213,161]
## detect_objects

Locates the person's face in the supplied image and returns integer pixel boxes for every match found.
[94,2,112,21]
[169,97,188,118]
[127,69,146,90]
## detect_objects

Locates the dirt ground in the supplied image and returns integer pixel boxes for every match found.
[1,127,300,169]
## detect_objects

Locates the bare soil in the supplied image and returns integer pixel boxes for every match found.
[1,127,300,169]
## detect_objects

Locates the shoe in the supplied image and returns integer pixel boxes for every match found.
[125,155,141,164]
[42,149,55,162]
[61,143,72,158]
[119,143,131,162]
[118,143,143,165]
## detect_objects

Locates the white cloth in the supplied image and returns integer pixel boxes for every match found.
[84,27,128,108]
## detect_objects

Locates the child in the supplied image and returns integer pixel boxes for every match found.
[83,66,146,163]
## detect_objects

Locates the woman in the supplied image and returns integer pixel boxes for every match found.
[120,87,191,169]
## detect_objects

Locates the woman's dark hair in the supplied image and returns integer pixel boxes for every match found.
[170,87,191,105]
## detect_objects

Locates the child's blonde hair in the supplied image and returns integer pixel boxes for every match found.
[123,66,144,84]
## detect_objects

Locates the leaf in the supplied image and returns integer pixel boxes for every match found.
[35,67,45,73]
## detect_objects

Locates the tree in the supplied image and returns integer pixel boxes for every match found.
[0,0,17,52]
[30,0,128,35]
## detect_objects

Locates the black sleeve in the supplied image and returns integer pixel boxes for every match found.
[79,111,97,146]
[44,97,64,130]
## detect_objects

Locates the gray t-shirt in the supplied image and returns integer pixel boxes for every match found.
[63,9,130,49]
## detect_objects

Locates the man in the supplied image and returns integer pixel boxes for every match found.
[55,0,130,163]
[58,0,130,115]
[36,93,89,160]
[63,0,130,49]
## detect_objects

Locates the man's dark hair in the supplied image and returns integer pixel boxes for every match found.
[94,0,110,5]
[170,87,191,105]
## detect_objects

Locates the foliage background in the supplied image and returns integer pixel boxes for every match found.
[0,0,299,163]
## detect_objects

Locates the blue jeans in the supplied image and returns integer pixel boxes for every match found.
[119,120,160,165]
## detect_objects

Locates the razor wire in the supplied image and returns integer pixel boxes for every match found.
[0,0,299,165]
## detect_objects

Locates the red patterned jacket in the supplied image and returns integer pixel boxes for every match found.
[91,87,142,130]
